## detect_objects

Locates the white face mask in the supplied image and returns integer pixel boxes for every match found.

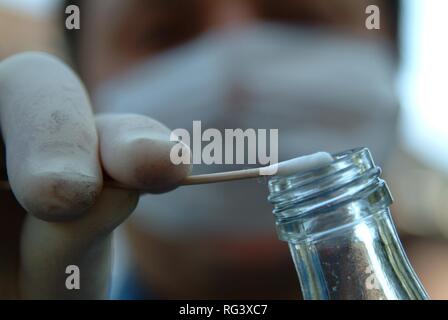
[94,23,399,238]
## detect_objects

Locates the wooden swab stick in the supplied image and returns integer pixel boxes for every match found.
[0,152,333,192]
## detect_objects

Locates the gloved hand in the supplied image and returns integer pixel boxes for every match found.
[0,52,191,299]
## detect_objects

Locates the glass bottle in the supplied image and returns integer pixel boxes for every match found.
[268,148,429,300]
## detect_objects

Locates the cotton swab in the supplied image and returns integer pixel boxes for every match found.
[183,152,333,185]
[0,152,333,191]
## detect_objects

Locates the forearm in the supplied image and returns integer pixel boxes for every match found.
[20,216,112,299]
[19,188,138,300]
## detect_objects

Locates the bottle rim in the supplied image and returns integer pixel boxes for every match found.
[268,147,391,221]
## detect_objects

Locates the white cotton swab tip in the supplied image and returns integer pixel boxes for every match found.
[259,152,334,176]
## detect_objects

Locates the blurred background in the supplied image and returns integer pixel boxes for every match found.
[1,0,448,299]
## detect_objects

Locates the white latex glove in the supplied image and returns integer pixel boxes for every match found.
[0,52,191,299]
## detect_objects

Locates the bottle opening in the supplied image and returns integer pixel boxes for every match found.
[267,148,393,235]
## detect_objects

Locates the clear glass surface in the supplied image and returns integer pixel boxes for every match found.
[268,148,429,300]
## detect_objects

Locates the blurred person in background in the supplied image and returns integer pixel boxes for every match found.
[60,0,402,299]
[3,0,448,300]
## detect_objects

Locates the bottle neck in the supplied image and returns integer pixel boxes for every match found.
[268,148,391,241]
[268,148,428,299]
[289,205,427,299]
